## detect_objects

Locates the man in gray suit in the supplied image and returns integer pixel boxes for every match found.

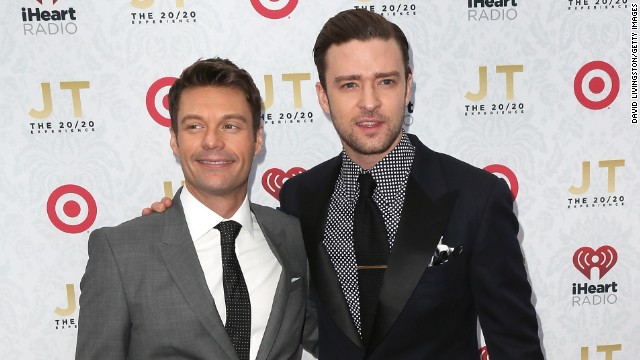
[76,58,311,360]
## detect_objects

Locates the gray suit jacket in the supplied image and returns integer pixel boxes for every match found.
[76,190,310,360]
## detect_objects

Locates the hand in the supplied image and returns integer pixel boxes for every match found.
[141,197,173,216]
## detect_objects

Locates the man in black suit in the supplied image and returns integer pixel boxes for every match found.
[278,9,544,360]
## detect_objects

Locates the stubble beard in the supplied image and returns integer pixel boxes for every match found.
[332,109,404,156]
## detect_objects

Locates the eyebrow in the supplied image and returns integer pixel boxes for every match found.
[333,71,401,83]
[179,113,249,124]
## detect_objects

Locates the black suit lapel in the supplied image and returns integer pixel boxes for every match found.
[367,175,459,353]
[297,157,364,350]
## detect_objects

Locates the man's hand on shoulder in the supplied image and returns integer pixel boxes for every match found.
[141,197,173,216]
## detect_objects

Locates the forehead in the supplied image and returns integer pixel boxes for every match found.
[324,38,404,76]
[178,86,250,114]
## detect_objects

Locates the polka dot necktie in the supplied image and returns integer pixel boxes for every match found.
[215,220,251,360]
[353,173,389,346]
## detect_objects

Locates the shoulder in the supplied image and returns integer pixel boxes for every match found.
[251,203,306,253]
[279,155,341,214]
[438,152,499,186]
[97,211,166,238]
[251,202,299,226]
[409,133,509,200]
[282,155,341,192]
[87,209,178,255]
[412,134,499,183]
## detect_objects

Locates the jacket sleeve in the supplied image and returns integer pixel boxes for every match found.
[471,179,544,360]
[75,228,130,360]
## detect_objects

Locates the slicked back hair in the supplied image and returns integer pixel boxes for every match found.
[313,9,411,91]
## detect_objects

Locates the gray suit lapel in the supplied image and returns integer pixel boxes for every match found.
[251,203,292,360]
[158,191,237,360]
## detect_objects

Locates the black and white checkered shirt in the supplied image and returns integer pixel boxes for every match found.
[323,133,415,334]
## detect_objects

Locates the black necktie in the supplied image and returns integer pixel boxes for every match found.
[216,220,251,360]
[353,172,389,346]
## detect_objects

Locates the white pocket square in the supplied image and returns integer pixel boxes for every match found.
[429,236,463,267]
[291,277,301,283]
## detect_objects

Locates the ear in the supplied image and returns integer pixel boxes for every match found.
[254,125,264,156]
[170,128,179,157]
[315,82,331,115]
[404,71,413,106]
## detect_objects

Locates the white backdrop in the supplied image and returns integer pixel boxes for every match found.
[1,1,638,359]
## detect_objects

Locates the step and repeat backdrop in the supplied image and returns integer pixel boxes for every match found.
[1,0,638,359]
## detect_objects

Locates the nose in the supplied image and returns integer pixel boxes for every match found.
[358,82,381,111]
[202,128,223,150]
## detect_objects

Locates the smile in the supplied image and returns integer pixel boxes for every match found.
[198,160,233,165]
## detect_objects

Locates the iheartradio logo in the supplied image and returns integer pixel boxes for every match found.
[262,167,305,200]
[573,246,617,280]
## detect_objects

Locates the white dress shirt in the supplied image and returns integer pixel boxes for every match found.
[180,188,282,360]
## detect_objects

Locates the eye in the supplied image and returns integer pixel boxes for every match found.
[185,123,202,130]
[341,82,357,89]
[380,79,395,86]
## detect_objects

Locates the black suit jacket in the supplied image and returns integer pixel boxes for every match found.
[279,134,543,360]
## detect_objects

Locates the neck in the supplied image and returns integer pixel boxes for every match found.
[345,151,385,171]
[344,135,403,170]
[185,184,247,219]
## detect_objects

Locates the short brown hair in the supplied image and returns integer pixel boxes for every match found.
[313,9,411,90]
[168,57,262,135]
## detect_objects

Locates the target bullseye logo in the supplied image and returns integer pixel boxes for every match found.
[483,164,519,201]
[47,184,97,233]
[574,61,619,110]
[146,77,177,127]
[250,0,298,19]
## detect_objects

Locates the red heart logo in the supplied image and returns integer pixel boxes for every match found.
[573,246,618,280]
[262,167,305,200]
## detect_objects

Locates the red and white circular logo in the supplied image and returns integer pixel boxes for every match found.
[250,0,298,19]
[146,77,177,127]
[47,184,97,234]
[574,61,619,110]
[262,167,305,200]
[484,164,519,201]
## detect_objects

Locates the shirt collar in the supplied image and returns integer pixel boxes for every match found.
[180,186,254,241]
[339,132,415,203]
